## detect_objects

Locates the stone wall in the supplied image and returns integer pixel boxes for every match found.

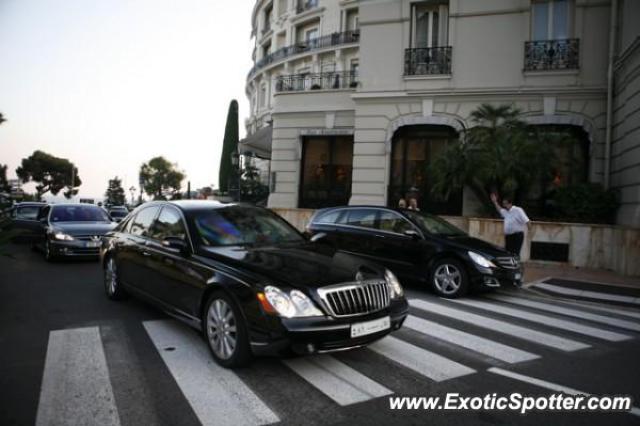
[273,208,640,278]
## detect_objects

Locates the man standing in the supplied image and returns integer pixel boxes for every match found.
[490,193,530,257]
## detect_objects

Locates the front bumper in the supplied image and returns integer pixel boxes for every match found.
[470,264,523,288]
[249,298,409,356]
[49,240,101,257]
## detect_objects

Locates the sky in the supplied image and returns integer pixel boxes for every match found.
[0,0,254,201]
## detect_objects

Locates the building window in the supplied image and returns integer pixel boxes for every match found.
[305,27,319,42]
[532,0,571,40]
[259,84,267,107]
[278,0,288,17]
[412,2,449,48]
[263,4,273,34]
[405,1,451,75]
[345,9,359,32]
[388,125,461,215]
[350,59,359,76]
[299,136,353,209]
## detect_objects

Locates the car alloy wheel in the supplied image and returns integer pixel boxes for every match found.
[103,257,126,300]
[105,258,117,296]
[206,299,238,360]
[431,259,468,298]
[433,263,461,295]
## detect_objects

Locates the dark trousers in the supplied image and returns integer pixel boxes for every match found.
[505,232,524,256]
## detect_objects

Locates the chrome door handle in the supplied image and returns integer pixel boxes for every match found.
[142,251,151,257]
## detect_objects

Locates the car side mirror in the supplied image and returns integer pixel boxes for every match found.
[162,236,189,255]
[309,232,328,243]
[404,229,420,240]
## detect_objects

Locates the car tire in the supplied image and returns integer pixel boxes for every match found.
[104,256,128,300]
[44,240,56,262]
[429,258,469,298]
[203,292,252,368]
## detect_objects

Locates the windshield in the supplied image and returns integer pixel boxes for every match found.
[403,211,466,236]
[50,205,111,223]
[194,206,304,247]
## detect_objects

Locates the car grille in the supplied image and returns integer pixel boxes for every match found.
[495,256,520,269]
[318,280,390,318]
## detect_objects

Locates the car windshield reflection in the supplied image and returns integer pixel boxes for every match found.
[194,206,305,247]
[403,210,466,237]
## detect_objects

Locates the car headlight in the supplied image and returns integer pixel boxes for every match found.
[385,269,404,299]
[53,232,74,241]
[468,251,496,268]
[261,286,323,318]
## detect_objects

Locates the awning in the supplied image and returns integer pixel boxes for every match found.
[238,125,272,159]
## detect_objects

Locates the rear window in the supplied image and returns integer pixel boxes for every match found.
[344,209,376,229]
[15,206,41,220]
[314,210,344,224]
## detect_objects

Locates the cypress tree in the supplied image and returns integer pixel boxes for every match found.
[219,100,239,193]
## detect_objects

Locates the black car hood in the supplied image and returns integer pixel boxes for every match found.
[51,222,116,236]
[199,242,385,289]
[439,235,510,258]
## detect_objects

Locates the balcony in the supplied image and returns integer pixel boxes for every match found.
[297,0,318,14]
[524,39,579,71]
[275,71,358,92]
[248,30,360,78]
[404,47,452,76]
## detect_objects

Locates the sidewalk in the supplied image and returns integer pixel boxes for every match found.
[523,261,640,288]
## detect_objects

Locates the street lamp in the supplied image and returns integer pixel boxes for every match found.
[231,152,241,202]
[129,186,136,206]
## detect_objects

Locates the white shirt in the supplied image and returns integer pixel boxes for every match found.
[499,206,530,235]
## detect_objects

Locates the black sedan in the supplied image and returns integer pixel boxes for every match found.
[307,206,523,298]
[101,201,408,367]
[35,203,117,261]
[108,206,129,223]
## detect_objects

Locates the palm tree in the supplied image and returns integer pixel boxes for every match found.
[429,103,556,213]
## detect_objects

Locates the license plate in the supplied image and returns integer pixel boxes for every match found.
[351,316,391,338]
[515,272,522,280]
[86,241,100,248]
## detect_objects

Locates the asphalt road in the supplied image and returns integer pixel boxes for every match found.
[1,243,640,426]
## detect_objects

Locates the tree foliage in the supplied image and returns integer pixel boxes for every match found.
[0,164,10,193]
[105,176,126,206]
[16,150,81,200]
[429,104,569,213]
[219,100,239,192]
[139,156,185,200]
[240,162,269,204]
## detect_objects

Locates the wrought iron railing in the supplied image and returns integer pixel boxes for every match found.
[404,47,452,76]
[297,0,319,14]
[275,71,358,92]
[248,30,360,78]
[524,39,579,71]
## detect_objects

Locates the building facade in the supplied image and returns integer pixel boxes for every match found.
[243,0,639,226]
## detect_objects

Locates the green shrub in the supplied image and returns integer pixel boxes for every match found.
[550,183,619,224]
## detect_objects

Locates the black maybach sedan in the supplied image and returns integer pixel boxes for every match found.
[307,206,524,298]
[101,201,408,367]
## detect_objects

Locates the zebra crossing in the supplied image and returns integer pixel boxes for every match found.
[34,292,640,425]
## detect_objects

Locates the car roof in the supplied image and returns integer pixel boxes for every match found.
[51,203,103,208]
[15,202,47,207]
[137,200,239,212]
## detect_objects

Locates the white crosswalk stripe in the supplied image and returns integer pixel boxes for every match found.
[410,298,590,351]
[36,327,120,426]
[488,294,640,332]
[369,335,476,382]
[553,298,640,320]
[488,367,640,417]
[143,320,279,426]
[403,315,539,364]
[451,298,631,342]
[283,355,392,406]
[534,283,640,306]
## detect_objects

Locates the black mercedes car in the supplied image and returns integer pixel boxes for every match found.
[35,203,117,261]
[306,206,523,298]
[100,201,408,367]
